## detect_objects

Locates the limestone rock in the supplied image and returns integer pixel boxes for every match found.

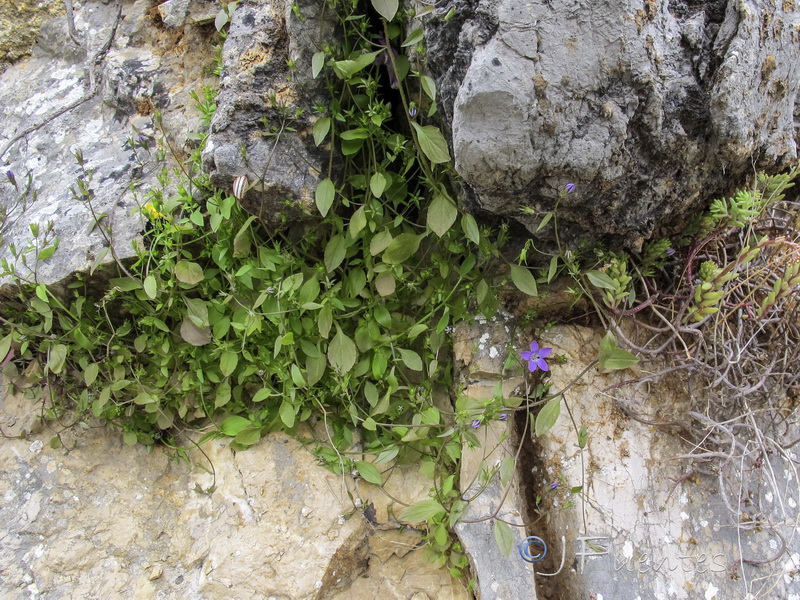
[452,319,535,600]
[0,385,466,600]
[0,0,217,290]
[426,0,800,245]
[529,325,800,599]
[202,0,334,227]
[0,0,65,72]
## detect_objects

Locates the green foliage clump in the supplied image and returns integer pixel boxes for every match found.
[0,0,528,571]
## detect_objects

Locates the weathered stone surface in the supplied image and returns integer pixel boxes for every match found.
[0,385,466,600]
[0,0,65,72]
[0,0,216,289]
[452,319,536,600]
[529,325,800,599]
[426,0,800,245]
[157,0,217,29]
[202,0,333,226]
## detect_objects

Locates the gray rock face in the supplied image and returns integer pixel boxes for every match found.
[202,0,334,225]
[533,325,800,600]
[452,320,536,600]
[0,385,466,600]
[426,0,800,245]
[0,0,217,289]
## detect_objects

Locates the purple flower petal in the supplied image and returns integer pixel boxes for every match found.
[539,347,552,358]
[471,419,481,428]
[536,359,549,372]
[530,341,539,353]
[520,351,532,361]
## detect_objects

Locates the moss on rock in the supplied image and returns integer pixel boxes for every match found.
[0,0,65,72]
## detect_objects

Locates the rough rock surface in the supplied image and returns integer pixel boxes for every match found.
[0,0,65,72]
[0,0,216,288]
[0,386,467,600]
[530,325,800,600]
[452,320,536,600]
[426,0,800,245]
[202,0,333,225]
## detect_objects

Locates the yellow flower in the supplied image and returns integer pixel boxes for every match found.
[143,202,167,220]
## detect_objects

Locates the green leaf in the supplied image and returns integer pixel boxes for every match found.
[214,9,228,31]
[306,354,326,386]
[47,343,67,374]
[383,233,422,265]
[291,363,306,387]
[393,55,410,83]
[298,274,320,304]
[221,416,252,437]
[316,178,335,217]
[71,328,93,350]
[349,206,367,237]
[462,214,480,245]
[318,305,333,338]
[370,172,387,198]
[235,426,262,446]
[252,388,271,403]
[364,382,379,407]
[233,217,255,257]
[341,138,364,156]
[411,122,451,164]
[35,284,48,303]
[312,51,325,78]
[494,520,514,557]
[499,456,515,487]
[356,460,383,485]
[408,323,427,339]
[313,117,331,146]
[535,397,561,436]
[184,297,209,328]
[598,331,640,372]
[369,229,393,256]
[123,431,138,446]
[375,271,395,296]
[371,0,398,21]
[376,446,399,464]
[537,211,554,232]
[510,264,538,296]
[587,270,617,291]
[108,277,142,291]
[0,334,11,364]
[279,400,296,428]
[420,75,437,101]
[428,194,458,237]
[578,423,588,449]
[401,27,424,47]
[341,128,370,140]
[84,362,99,387]
[143,274,157,299]
[180,318,211,346]
[220,351,238,377]
[38,239,59,260]
[328,326,357,374]
[547,256,559,283]
[324,234,347,272]
[399,499,445,523]
[175,261,204,285]
[333,50,382,79]
[399,348,423,371]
